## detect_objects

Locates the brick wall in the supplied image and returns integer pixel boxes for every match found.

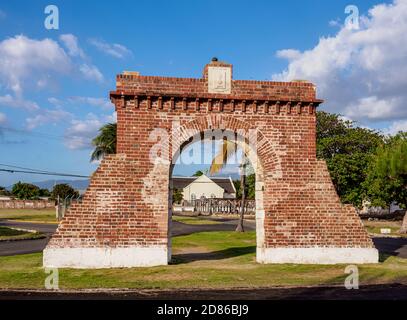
[45,61,375,265]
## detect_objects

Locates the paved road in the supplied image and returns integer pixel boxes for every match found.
[0,218,406,260]
[0,283,406,300]
[0,220,57,233]
[373,236,407,259]
[0,220,57,256]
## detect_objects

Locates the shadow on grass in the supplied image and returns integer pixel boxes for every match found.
[379,253,393,263]
[171,246,256,265]
[373,237,407,261]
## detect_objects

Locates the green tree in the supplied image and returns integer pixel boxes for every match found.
[11,182,40,200]
[173,188,183,204]
[374,132,407,186]
[193,170,204,177]
[39,188,51,197]
[233,174,255,200]
[0,186,11,196]
[51,184,79,200]
[316,111,383,207]
[91,122,117,161]
[246,174,255,200]
[363,133,407,232]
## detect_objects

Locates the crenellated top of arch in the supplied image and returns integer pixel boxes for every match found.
[110,62,323,115]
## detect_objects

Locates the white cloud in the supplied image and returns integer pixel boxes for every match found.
[25,108,72,130]
[273,0,407,127]
[0,94,40,111]
[79,64,104,83]
[345,96,406,121]
[68,96,113,109]
[58,34,105,83]
[0,112,5,138]
[48,96,113,111]
[0,112,6,124]
[0,35,71,96]
[276,49,302,61]
[59,34,86,59]
[89,38,132,59]
[48,97,63,107]
[105,112,117,123]
[0,34,105,102]
[384,120,407,135]
[64,113,114,150]
[329,19,341,27]
[0,34,107,142]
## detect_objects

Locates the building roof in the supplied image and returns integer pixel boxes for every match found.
[172,175,236,194]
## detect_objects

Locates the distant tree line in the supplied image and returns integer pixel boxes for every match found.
[0,182,79,201]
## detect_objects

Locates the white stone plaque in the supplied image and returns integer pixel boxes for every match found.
[208,66,231,94]
[380,228,391,234]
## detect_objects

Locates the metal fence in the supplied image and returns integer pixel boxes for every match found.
[182,198,255,215]
[55,196,256,220]
[55,195,83,221]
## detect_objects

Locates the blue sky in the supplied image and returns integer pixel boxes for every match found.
[0,0,405,187]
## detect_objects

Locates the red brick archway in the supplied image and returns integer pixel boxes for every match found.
[44,61,378,268]
[168,122,268,262]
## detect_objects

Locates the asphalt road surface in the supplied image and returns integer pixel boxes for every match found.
[0,217,406,260]
[0,220,56,256]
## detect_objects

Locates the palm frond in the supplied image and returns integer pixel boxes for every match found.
[90,122,117,162]
[209,140,238,175]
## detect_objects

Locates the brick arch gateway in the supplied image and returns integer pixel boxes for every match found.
[168,123,269,263]
[44,61,378,268]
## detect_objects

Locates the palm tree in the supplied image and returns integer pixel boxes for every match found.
[209,139,248,232]
[91,122,117,161]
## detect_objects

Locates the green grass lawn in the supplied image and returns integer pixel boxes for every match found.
[0,208,57,224]
[363,220,406,237]
[172,215,222,225]
[0,231,406,290]
[0,226,27,237]
[0,226,44,241]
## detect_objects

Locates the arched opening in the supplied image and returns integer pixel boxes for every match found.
[168,128,265,263]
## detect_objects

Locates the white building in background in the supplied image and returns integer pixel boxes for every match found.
[172,174,236,201]
[360,200,404,214]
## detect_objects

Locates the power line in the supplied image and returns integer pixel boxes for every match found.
[0,163,90,178]
[0,168,89,178]
[0,163,53,173]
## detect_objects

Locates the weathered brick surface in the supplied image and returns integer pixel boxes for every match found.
[46,62,373,252]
